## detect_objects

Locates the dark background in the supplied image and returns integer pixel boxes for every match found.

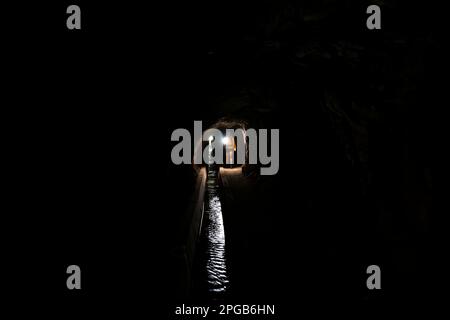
[3,0,447,317]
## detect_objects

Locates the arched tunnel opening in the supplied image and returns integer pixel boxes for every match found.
[192,119,248,301]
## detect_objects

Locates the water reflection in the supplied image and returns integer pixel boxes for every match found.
[203,168,229,295]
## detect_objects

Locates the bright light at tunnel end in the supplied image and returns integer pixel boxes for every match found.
[170,121,280,175]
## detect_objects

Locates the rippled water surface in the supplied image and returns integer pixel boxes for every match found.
[202,168,229,295]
